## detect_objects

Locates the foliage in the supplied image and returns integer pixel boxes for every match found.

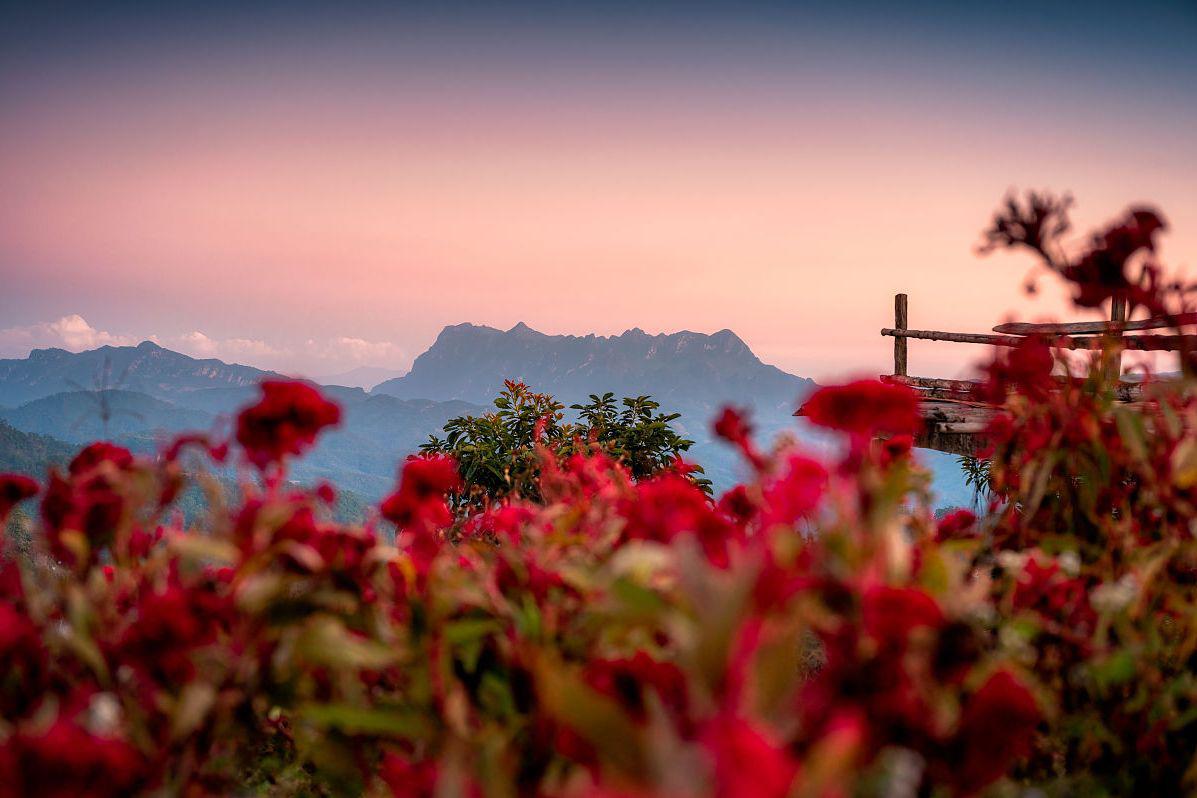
[0,421,75,477]
[956,455,992,506]
[420,380,709,510]
[2,194,1197,796]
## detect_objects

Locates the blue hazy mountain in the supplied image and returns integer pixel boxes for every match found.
[0,333,971,507]
[0,341,277,408]
[375,322,813,415]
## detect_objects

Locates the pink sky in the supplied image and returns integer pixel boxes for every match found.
[2,6,1195,382]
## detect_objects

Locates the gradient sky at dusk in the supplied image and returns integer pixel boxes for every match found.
[2,1,1195,381]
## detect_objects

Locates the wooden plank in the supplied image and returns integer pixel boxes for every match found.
[993,311,1197,336]
[882,328,1197,352]
[894,294,908,377]
[881,328,1019,346]
[888,375,979,393]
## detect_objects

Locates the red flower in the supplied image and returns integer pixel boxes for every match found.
[980,336,1055,401]
[951,670,1040,795]
[0,474,38,523]
[798,380,920,438]
[235,380,341,469]
[381,455,460,575]
[759,453,827,528]
[0,717,146,798]
[878,434,913,467]
[936,509,977,541]
[699,715,798,798]
[584,651,689,725]
[1063,207,1166,309]
[717,485,756,524]
[379,751,439,798]
[380,455,460,531]
[713,406,753,447]
[1012,554,1095,635]
[620,473,740,567]
[861,585,944,650]
[68,442,134,476]
[0,601,47,718]
[112,580,231,688]
[39,446,138,568]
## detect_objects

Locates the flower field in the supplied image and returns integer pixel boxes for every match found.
[3,195,1197,796]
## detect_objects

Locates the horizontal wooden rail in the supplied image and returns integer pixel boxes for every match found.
[887,375,981,392]
[881,328,1197,352]
[994,312,1197,336]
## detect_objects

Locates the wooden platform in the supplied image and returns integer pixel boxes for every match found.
[869,293,1174,457]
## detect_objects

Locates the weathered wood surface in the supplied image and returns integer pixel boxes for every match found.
[887,375,979,394]
[894,293,908,377]
[914,399,1000,456]
[993,311,1197,336]
[882,327,1197,352]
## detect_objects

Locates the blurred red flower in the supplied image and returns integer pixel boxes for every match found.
[799,380,920,438]
[235,380,341,469]
[0,474,38,523]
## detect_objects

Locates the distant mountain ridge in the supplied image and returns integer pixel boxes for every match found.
[0,342,482,500]
[373,322,813,417]
[0,330,972,506]
[0,341,278,408]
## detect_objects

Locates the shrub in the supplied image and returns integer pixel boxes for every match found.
[420,380,709,511]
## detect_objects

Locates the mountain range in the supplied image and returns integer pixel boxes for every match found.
[376,322,811,416]
[0,325,972,507]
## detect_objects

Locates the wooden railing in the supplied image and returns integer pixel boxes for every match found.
[875,294,1190,454]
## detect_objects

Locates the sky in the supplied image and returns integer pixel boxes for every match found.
[2,1,1196,382]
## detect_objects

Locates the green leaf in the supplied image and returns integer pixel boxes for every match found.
[297,703,427,738]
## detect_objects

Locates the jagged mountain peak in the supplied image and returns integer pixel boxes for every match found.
[373,322,812,417]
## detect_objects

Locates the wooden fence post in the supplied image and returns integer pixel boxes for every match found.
[894,293,908,376]
[1109,296,1126,380]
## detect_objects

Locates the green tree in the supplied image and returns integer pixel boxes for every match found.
[420,380,708,510]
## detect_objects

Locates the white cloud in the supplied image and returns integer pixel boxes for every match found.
[177,331,218,356]
[0,315,407,374]
[0,315,139,356]
[317,336,404,365]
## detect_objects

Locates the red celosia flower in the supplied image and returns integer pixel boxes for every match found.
[877,434,913,468]
[759,453,827,528]
[0,600,47,719]
[951,669,1040,795]
[379,751,439,798]
[717,485,756,524]
[380,455,460,531]
[936,509,977,541]
[235,380,341,469]
[381,455,460,575]
[980,336,1055,402]
[798,380,920,438]
[39,445,138,568]
[0,473,38,523]
[584,651,689,725]
[162,432,228,464]
[315,481,337,505]
[464,503,536,544]
[1012,554,1096,636]
[861,585,945,650]
[620,473,740,567]
[0,717,146,798]
[699,715,798,798]
[112,580,231,688]
[68,442,134,476]
[1063,207,1166,308]
[713,406,753,447]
